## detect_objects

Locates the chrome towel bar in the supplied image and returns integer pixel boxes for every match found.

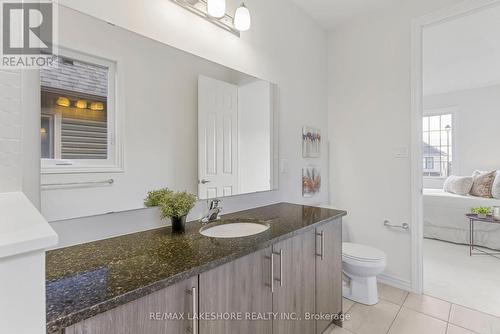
[384,220,409,230]
[41,179,114,189]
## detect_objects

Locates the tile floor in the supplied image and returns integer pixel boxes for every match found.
[326,283,500,334]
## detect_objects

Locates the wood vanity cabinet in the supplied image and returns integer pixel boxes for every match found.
[61,218,342,334]
[198,219,341,334]
[64,276,198,334]
[199,248,273,334]
[271,229,316,334]
[315,218,343,334]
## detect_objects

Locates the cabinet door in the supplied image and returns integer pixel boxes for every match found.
[64,276,198,334]
[199,248,273,334]
[316,219,342,333]
[272,230,316,334]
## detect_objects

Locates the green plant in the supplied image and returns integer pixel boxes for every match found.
[471,207,491,215]
[144,188,173,207]
[144,188,197,219]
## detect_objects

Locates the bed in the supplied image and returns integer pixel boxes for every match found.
[423,188,500,250]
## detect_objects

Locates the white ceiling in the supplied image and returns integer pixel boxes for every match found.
[290,0,398,29]
[424,5,500,96]
[289,1,500,96]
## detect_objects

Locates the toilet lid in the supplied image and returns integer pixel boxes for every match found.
[342,242,386,262]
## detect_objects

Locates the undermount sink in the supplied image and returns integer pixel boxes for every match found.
[199,219,270,238]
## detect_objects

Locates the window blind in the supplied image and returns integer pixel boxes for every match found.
[61,117,108,159]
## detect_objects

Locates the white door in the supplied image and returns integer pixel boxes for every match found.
[198,75,238,199]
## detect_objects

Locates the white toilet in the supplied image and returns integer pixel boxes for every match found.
[342,242,386,305]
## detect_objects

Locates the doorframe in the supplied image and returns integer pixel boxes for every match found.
[410,0,500,294]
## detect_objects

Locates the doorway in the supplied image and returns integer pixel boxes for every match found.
[412,0,500,317]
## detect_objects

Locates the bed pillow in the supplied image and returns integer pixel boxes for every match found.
[473,170,500,199]
[494,174,500,199]
[443,176,473,195]
[470,171,496,198]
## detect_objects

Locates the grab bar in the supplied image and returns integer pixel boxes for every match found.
[41,179,114,189]
[384,220,409,230]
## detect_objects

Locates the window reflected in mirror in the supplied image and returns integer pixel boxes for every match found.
[40,52,118,172]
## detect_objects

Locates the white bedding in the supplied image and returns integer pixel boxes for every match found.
[423,189,500,250]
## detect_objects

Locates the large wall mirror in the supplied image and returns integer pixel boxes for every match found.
[40,5,278,221]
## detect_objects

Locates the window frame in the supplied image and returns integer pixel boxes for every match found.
[41,48,123,174]
[40,114,55,159]
[424,157,434,170]
[422,107,458,179]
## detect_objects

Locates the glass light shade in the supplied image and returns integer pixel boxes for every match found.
[56,97,70,107]
[207,0,226,18]
[90,101,104,111]
[75,99,87,109]
[234,3,251,32]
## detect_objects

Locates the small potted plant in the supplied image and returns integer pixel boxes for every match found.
[471,207,491,219]
[145,188,197,233]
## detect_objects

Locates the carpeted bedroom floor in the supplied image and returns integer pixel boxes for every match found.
[424,238,500,317]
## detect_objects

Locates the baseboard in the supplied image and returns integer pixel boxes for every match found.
[377,273,412,292]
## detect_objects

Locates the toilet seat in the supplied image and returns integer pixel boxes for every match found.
[342,242,385,263]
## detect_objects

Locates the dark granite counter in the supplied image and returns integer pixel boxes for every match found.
[46,202,346,333]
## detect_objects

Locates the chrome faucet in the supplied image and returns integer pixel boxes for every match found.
[201,199,222,224]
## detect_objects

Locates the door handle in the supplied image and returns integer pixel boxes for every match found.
[316,231,324,260]
[199,179,210,184]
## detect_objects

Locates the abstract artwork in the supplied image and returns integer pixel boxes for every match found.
[302,127,321,158]
[302,167,321,197]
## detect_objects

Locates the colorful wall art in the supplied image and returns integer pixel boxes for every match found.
[302,127,321,158]
[302,167,321,197]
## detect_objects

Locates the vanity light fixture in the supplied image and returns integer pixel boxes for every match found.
[90,101,104,111]
[207,0,225,18]
[169,0,251,36]
[75,99,87,109]
[56,97,70,107]
[234,2,251,32]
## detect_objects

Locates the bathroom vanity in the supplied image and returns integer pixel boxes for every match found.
[46,203,346,334]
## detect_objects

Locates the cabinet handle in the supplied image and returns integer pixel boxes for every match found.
[192,287,197,334]
[186,287,197,334]
[316,231,324,260]
[270,252,275,293]
[272,249,283,287]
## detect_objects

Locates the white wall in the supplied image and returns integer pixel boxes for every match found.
[0,69,40,205]
[423,4,500,96]
[0,70,22,193]
[327,0,462,285]
[238,80,271,194]
[34,0,330,245]
[423,84,500,189]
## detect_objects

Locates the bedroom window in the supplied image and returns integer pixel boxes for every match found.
[424,157,434,170]
[40,49,122,174]
[422,114,452,178]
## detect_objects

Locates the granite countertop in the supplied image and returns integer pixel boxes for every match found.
[46,202,346,333]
